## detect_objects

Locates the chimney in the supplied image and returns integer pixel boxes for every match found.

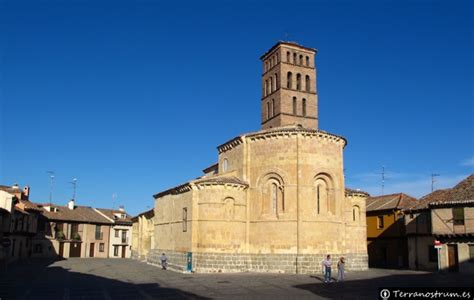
[22,185,30,200]
[118,205,125,212]
[68,199,75,210]
[11,183,19,190]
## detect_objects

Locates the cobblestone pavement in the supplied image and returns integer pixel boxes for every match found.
[1,258,473,299]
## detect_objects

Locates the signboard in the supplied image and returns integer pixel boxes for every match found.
[186,252,192,272]
[434,240,442,249]
[1,238,11,248]
[434,245,442,249]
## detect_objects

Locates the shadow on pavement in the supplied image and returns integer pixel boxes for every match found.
[295,270,474,299]
[0,258,209,300]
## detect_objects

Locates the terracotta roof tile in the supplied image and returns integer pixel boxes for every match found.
[95,208,133,225]
[366,193,417,212]
[38,203,113,224]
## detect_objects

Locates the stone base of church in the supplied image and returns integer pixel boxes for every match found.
[147,249,368,274]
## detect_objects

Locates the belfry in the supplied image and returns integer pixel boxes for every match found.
[148,41,369,273]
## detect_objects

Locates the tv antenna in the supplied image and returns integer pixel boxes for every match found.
[381,166,386,195]
[70,178,77,201]
[431,173,440,192]
[112,193,117,209]
[46,171,55,205]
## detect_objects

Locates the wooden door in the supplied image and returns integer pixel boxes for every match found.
[69,242,81,257]
[89,243,95,257]
[59,242,64,257]
[448,244,459,272]
[121,246,126,258]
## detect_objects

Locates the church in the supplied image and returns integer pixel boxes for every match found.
[148,41,369,273]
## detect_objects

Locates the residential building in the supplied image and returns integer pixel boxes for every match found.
[147,41,369,273]
[95,207,133,258]
[366,193,417,268]
[131,208,154,260]
[406,175,474,273]
[34,199,113,258]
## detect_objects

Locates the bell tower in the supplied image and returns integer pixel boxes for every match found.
[260,41,318,129]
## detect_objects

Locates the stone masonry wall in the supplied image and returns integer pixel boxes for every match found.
[148,249,367,273]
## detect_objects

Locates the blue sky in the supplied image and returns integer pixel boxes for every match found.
[1,0,473,215]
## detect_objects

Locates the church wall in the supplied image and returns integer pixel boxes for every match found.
[218,143,244,178]
[194,186,247,253]
[154,192,193,253]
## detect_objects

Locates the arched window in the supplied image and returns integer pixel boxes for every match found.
[314,173,336,215]
[270,77,274,93]
[265,61,268,72]
[276,53,279,62]
[296,74,301,90]
[267,102,270,120]
[265,80,269,96]
[272,99,275,117]
[271,183,278,214]
[306,75,310,92]
[293,97,297,115]
[316,185,321,214]
[306,56,310,66]
[287,72,292,89]
[302,98,306,116]
[293,53,297,64]
[224,198,235,220]
[352,205,360,222]
[275,73,279,89]
[287,51,290,62]
[299,55,303,65]
[223,158,228,172]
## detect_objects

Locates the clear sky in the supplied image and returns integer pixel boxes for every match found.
[1,0,473,215]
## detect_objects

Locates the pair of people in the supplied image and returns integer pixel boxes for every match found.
[321,255,345,283]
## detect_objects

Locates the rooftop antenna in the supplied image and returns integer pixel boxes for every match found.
[70,178,77,201]
[112,193,117,209]
[381,165,385,195]
[431,173,440,192]
[46,171,55,205]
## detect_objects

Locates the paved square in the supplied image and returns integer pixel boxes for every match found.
[1,258,473,299]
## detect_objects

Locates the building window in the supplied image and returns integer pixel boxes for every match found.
[267,102,270,120]
[293,52,296,64]
[428,246,438,262]
[99,243,105,252]
[302,98,306,116]
[276,53,279,62]
[453,207,464,225]
[306,56,310,66]
[270,77,274,93]
[296,73,301,90]
[377,216,384,229]
[275,73,279,89]
[95,225,102,240]
[287,72,292,89]
[265,80,269,96]
[286,51,290,62]
[305,75,310,92]
[114,245,119,257]
[352,205,360,222]
[182,208,187,232]
[121,230,127,244]
[299,54,303,65]
[272,99,275,117]
[223,158,228,172]
[293,97,297,115]
[271,183,278,214]
[469,244,474,262]
[316,185,321,214]
[115,229,119,238]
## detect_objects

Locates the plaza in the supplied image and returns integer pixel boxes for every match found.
[1,258,473,299]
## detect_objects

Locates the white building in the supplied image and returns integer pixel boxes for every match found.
[95,207,133,258]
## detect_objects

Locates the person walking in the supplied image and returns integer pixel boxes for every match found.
[321,254,332,283]
[337,257,345,282]
[160,252,168,270]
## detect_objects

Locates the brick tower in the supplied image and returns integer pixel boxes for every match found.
[260,41,318,130]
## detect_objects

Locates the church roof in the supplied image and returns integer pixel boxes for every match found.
[345,188,370,197]
[217,125,347,154]
[153,176,249,199]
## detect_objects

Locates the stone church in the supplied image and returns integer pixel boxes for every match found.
[148,41,369,273]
